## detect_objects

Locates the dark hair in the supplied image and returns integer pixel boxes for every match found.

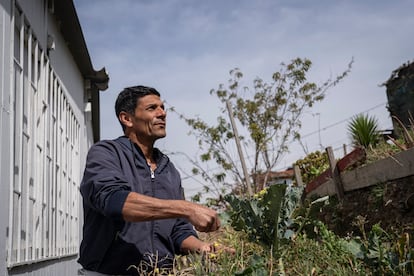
[115,85,161,131]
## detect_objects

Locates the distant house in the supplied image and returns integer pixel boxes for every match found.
[256,168,295,188]
[384,61,414,133]
[0,0,108,275]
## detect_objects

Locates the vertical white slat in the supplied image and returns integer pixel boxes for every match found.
[35,45,44,260]
[48,70,55,258]
[61,94,65,255]
[64,100,69,253]
[60,89,64,255]
[36,42,42,260]
[51,82,56,257]
[72,121,78,253]
[74,119,80,253]
[61,91,65,255]
[15,10,25,264]
[55,87,59,257]
[25,27,32,263]
[57,91,61,255]
[70,110,74,252]
[68,113,72,253]
[7,1,16,266]
[43,58,50,259]
[52,72,57,258]
[64,101,67,254]
[32,40,41,261]
[55,85,59,256]
[49,74,54,258]
[7,2,16,266]
[60,96,64,255]
[68,111,73,252]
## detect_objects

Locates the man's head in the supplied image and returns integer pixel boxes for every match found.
[115,85,166,143]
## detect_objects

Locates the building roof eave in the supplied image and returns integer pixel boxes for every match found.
[54,0,109,142]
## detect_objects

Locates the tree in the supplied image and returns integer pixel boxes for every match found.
[175,58,352,205]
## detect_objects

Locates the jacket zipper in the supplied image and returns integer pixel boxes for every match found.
[149,163,155,253]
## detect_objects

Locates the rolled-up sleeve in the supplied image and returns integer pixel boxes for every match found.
[171,218,198,253]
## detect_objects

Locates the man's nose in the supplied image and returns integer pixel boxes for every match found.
[157,107,166,117]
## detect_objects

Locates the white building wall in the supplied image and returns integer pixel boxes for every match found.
[0,0,96,275]
[17,0,88,139]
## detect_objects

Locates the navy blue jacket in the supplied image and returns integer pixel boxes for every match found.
[78,136,197,275]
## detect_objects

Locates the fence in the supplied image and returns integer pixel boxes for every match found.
[297,146,414,199]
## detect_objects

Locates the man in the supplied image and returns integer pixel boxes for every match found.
[78,85,220,275]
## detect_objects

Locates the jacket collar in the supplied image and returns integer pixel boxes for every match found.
[115,136,168,170]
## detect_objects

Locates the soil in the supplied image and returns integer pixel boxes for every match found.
[316,175,414,237]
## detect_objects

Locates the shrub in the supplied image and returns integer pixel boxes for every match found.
[347,114,380,149]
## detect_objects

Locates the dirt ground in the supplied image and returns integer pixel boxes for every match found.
[317,175,414,237]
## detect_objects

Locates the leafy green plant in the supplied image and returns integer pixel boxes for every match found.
[224,184,303,254]
[294,150,329,184]
[225,184,286,253]
[347,114,380,149]
[348,218,414,275]
[234,254,268,276]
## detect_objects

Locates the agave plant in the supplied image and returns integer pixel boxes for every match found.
[347,114,380,149]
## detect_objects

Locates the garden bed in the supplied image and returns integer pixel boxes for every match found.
[317,175,414,237]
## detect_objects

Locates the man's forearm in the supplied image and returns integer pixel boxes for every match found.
[122,192,190,221]
[121,191,221,233]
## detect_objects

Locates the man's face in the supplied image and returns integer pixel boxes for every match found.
[131,94,166,141]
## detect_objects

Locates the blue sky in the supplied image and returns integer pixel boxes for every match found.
[73,0,414,196]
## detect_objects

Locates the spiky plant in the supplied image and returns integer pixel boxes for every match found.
[347,114,380,149]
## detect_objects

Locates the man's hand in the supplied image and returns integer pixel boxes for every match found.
[208,241,236,255]
[181,236,236,255]
[185,201,220,232]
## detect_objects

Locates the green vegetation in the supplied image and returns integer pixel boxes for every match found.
[347,114,381,149]
[136,186,413,275]
[294,150,329,184]
[162,59,414,275]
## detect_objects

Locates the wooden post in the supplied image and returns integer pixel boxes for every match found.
[293,165,303,187]
[326,146,344,200]
[226,100,253,197]
[343,144,347,155]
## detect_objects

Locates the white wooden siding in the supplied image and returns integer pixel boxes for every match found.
[7,5,81,268]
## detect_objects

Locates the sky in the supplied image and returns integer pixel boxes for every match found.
[73,0,413,198]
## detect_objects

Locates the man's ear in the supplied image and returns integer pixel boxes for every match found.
[119,111,133,128]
